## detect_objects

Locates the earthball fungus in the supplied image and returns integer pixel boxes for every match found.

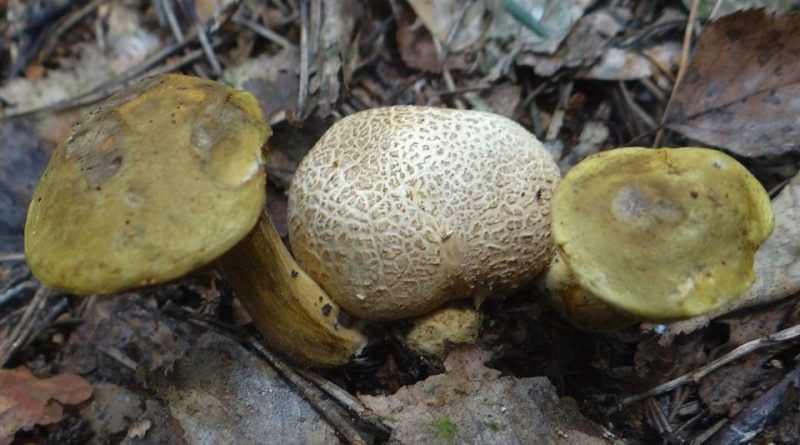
[288,106,561,321]
[25,74,365,367]
[544,147,774,330]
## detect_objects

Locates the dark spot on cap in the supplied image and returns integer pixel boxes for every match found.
[321,304,332,316]
[690,191,698,199]
[291,270,299,278]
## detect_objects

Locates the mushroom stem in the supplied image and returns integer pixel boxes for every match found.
[219,213,367,367]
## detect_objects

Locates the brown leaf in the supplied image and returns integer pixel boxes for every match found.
[666,9,800,158]
[0,367,92,445]
[396,7,443,73]
[361,347,611,445]
[150,332,341,445]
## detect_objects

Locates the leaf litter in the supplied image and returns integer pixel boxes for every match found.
[0,1,799,444]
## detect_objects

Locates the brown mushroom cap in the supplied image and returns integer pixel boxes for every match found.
[551,147,774,322]
[288,106,560,320]
[25,74,269,294]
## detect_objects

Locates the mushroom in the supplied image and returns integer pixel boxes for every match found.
[402,302,483,358]
[543,147,774,331]
[25,74,366,367]
[288,106,561,321]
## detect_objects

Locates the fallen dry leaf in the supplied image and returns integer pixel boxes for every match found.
[305,0,363,119]
[151,332,340,445]
[361,346,613,445]
[81,383,143,441]
[669,171,800,334]
[666,9,800,158]
[223,48,302,123]
[0,367,92,445]
[518,7,632,77]
[58,295,191,375]
[698,298,795,417]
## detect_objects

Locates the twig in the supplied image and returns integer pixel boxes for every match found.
[0,286,50,367]
[101,345,140,371]
[1,36,196,119]
[21,297,69,350]
[545,81,573,141]
[295,367,391,435]
[653,0,701,146]
[159,0,186,43]
[503,0,549,38]
[163,307,381,445]
[245,336,370,445]
[184,0,222,76]
[0,280,38,306]
[0,252,26,261]
[1,36,224,120]
[39,0,107,61]
[233,15,294,49]
[297,0,310,111]
[609,323,800,412]
[618,81,657,131]
[705,363,800,445]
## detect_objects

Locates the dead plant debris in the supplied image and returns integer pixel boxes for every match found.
[1,1,799,444]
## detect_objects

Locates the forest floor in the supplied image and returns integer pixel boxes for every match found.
[1,0,799,444]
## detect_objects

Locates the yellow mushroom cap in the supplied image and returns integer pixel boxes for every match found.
[25,74,269,295]
[289,106,560,320]
[551,147,774,321]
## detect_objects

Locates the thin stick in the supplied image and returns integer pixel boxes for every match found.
[618,80,657,130]
[245,337,369,445]
[297,0,310,111]
[653,0,701,146]
[295,367,391,434]
[164,307,376,445]
[39,0,107,61]
[1,37,197,119]
[186,1,222,76]
[0,280,38,306]
[21,297,69,349]
[1,36,223,120]
[0,252,25,261]
[159,0,186,43]
[610,323,800,412]
[0,286,50,367]
[705,363,800,445]
[233,16,294,49]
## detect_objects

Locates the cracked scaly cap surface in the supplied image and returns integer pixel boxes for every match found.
[552,147,774,321]
[25,74,269,294]
[288,106,560,320]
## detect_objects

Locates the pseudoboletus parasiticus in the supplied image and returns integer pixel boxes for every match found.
[25,74,365,367]
[544,147,774,331]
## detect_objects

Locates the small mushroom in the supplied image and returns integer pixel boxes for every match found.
[402,302,483,359]
[288,106,561,320]
[25,74,365,367]
[544,147,774,330]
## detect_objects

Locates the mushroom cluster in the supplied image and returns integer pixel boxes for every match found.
[24,73,774,367]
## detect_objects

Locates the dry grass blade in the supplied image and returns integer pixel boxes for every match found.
[653,0,700,146]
